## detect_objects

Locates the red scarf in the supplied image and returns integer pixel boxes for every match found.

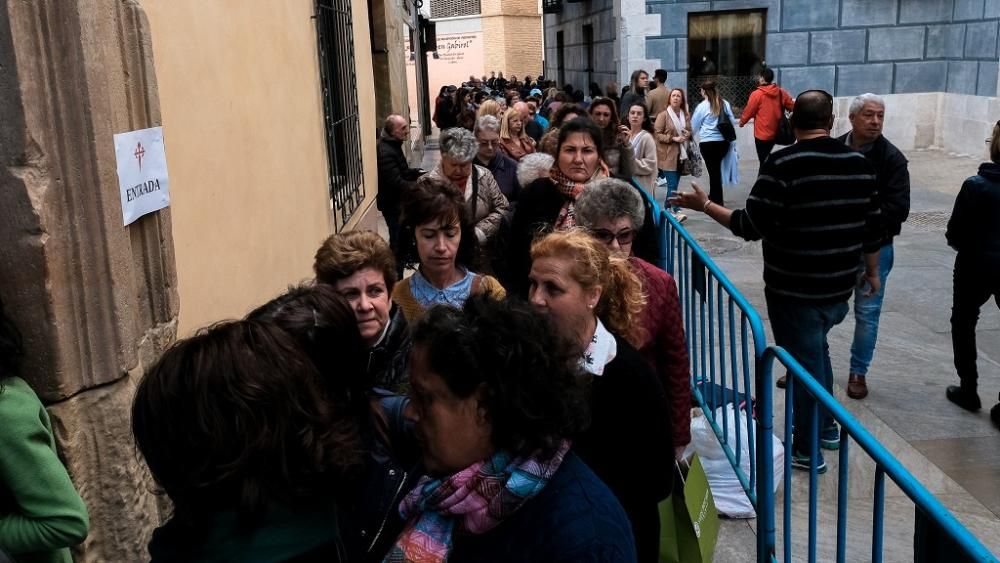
[549,163,609,229]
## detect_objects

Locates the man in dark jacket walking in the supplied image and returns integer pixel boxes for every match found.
[836,93,910,400]
[377,114,423,268]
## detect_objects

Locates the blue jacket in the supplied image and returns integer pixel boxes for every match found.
[691,99,736,143]
[447,451,637,563]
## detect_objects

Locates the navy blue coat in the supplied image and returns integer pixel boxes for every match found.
[447,451,637,563]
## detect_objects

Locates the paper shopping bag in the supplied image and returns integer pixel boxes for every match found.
[658,454,720,563]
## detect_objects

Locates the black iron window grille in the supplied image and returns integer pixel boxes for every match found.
[542,0,563,14]
[430,0,481,18]
[315,0,365,232]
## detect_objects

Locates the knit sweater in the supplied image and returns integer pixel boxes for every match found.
[391,272,506,322]
[0,377,89,563]
[729,136,882,303]
[630,257,692,448]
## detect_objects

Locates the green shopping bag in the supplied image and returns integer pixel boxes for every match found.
[658,454,720,563]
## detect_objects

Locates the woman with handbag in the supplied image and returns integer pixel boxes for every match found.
[690,80,737,205]
[654,88,692,221]
[738,67,795,166]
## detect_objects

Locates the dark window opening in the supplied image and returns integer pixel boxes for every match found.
[583,24,594,90]
[556,30,565,87]
[315,0,365,232]
[687,9,766,108]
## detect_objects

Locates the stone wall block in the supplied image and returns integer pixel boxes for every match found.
[780,66,836,98]
[765,32,809,66]
[900,0,956,23]
[927,24,968,58]
[48,373,162,563]
[948,60,981,94]
[953,0,986,20]
[977,61,999,95]
[895,61,949,93]
[646,38,676,69]
[987,0,1000,17]
[781,0,838,30]
[653,2,711,37]
[964,21,999,58]
[810,30,867,64]
[842,0,899,27]
[837,63,894,97]
[868,26,927,61]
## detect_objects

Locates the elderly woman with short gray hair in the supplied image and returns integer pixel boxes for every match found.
[427,127,510,270]
[473,115,520,201]
[575,178,692,458]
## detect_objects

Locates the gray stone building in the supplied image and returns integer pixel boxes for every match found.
[544,0,1000,157]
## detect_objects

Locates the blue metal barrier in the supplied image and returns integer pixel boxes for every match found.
[761,346,998,563]
[658,209,997,563]
[658,209,769,512]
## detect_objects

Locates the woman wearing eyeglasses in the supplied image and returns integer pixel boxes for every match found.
[575,178,691,460]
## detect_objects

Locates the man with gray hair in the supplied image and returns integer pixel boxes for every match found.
[377,114,424,266]
[836,93,910,400]
[474,115,520,201]
[426,128,509,262]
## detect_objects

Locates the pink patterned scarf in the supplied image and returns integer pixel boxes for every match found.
[383,441,571,563]
[550,163,609,229]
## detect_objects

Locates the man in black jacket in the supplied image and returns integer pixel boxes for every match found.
[377,114,423,269]
[837,93,910,400]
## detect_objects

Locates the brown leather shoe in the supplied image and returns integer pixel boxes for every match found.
[776,374,787,388]
[847,373,868,399]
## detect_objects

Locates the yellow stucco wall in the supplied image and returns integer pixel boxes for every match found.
[145,0,377,336]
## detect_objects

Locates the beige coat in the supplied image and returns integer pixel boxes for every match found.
[654,109,690,172]
[629,130,658,192]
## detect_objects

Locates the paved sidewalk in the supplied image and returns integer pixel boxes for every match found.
[663,149,1000,561]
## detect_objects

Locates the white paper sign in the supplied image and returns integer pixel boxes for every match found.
[114,126,170,226]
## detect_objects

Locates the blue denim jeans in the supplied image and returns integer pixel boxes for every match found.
[659,169,680,211]
[849,243,894,376]
[766,293,849,455]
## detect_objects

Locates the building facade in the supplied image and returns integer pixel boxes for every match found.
[545,0,1000,156]
[0,0,409,560]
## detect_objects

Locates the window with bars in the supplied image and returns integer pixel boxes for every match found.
[430,0,480,19]
[315,0,365,232]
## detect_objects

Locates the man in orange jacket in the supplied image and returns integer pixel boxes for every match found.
[739,67,794,165]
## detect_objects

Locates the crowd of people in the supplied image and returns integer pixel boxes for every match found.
[3,64,999,563]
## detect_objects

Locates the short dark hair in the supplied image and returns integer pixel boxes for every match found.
[550,103,584,128]
[410,296,589,460]
[398,175,478,270]
[247,284,369,407]
[132,320,362,527]
[791,90,834,131]
[557,116,605,158]
[760,67,774,84]
[653,69,668,83]
[0,297,23,382]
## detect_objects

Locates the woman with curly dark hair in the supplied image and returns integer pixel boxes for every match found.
[248,285,420,562]
[0,298,89,563]
[132,320,362,562]
[528,229,673,563]
[387,296,636,562]
[393,175,505,322]
[538,102,584,156]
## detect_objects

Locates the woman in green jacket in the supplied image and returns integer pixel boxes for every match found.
[0,299,89,563]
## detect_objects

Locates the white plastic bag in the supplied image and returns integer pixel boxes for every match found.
[689,404,783,518]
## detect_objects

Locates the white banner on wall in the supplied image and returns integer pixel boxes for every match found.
[114,126,171,226]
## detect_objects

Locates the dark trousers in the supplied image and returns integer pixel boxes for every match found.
[754,138,776,167]
[951,257,1000,390]
[699,141,729,205]
[383,206,404,279]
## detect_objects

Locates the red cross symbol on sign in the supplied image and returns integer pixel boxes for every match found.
[134,142,146,171]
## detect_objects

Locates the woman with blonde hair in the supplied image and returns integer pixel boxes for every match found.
[476,99,502,120]
[527,229,673,563]
[498,107,536,161]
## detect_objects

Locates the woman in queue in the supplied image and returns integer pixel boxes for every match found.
[624,102,658,192]
[426,128,510,259]
[314,230,410,393]
[506,118,608,295]
[527,229,673,563]
[538,102,584,156]
[390,296,637,562]
[498,107,536,161]
[944,120,1000,428]
[133,319,361,562]
[0,298,89,563]
[588,97,635,178]
[575,178,692,459]
[393,175,505,322]
[654,87,692,220]
[248,285,420,563]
